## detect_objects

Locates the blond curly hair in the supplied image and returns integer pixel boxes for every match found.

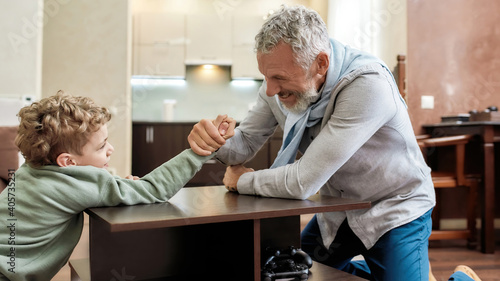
[15,91,111,167]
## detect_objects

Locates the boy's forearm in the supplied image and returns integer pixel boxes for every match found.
[140,149,213,199]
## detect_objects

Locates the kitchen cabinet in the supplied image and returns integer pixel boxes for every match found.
[133,45,186,77]
[132,122,281,186]
[231,15,264,79]
[132,123,189,178]
[131,12,265,79]
[185,14,232,65]
[132,13,186,77]
[232,45,262,79]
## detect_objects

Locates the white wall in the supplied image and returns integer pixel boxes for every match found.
[0,0,43,100]
[328,0,407,68]
[132,0,311,18]
[42,0,132,177]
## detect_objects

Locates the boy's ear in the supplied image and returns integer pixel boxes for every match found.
[56,153,76,167]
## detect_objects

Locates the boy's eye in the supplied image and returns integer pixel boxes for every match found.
[100,142,107,149]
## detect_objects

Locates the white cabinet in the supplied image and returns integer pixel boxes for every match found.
[132,13,186,77]
[132,12,265,80]
[231,15,264,79]
[185,14,232,65]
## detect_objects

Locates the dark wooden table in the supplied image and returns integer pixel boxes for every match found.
[423,121,500,253]
[69,185,370,281]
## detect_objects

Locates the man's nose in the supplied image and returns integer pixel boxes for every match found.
[265,80,280,97]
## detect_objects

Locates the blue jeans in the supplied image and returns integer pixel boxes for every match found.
[301,209,433,281]
[449,271,475,281]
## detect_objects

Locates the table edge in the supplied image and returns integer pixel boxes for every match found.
[85,197,371,232]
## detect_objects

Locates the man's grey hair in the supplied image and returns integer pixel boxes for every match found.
[255,5,331,71]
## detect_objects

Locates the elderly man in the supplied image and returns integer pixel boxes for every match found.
[189,5,436,281]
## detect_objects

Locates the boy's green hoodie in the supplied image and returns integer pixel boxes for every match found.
[0,149,211,281]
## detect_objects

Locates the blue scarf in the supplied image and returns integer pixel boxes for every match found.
[271,39,389,168]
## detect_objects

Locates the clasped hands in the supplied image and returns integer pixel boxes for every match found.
[187,114,254,192]
[188,114,236,155]
[125,114,237,181]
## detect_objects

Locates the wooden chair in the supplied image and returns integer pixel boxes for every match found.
[395,54,480,248]
[396,54,407,101]
[418,135,481,248]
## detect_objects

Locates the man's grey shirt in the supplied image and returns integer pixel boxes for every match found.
[216,63,435,249]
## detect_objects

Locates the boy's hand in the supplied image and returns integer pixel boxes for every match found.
[125,175,140,180]
[188,114,236,156]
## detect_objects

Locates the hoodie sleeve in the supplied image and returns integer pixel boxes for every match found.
[95,149,213,206]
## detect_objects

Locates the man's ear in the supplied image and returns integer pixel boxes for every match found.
[56,153,76,167]
[315,51,329,76]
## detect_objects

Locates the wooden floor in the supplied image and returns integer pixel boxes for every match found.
[52,214,500,281]
[429,237,500,281]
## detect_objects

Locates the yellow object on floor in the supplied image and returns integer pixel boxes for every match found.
[454,265,482,281]
[429,262,437,281]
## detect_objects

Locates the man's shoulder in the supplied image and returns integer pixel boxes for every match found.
[340,63,387,83]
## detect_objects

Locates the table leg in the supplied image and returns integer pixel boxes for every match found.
[482,142,495,253]
[253,219,261,281]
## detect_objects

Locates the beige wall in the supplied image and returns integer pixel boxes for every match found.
[0,0,43,99]
[309,0,329,23]
[407,0,500,134]
[42,0,132,177]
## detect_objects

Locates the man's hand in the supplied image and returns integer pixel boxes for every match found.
[188,114,236,156]
[223,165,254,192]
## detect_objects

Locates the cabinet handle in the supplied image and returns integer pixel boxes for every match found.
[146,126,154,144]
[206,159,217,164]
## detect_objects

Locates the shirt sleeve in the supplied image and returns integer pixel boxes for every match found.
[86,149,213,207]
[237,70,399,199]
[216,83,280,165]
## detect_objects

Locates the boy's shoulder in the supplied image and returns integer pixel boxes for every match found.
[12,164,117,204]
[17,163,114,183]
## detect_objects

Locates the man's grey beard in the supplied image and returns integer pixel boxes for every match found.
[281,86,320,114]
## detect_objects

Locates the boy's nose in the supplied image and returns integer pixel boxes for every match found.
[108,144,114,155]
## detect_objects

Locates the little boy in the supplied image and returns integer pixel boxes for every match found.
[0,91,235,281]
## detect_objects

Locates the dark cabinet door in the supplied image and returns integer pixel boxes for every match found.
[132,123,186,177]
[131,124,156,177]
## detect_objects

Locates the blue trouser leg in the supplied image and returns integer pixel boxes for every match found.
[300,215,372,278]
[448,271,475,281]
[301,209,433,281]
